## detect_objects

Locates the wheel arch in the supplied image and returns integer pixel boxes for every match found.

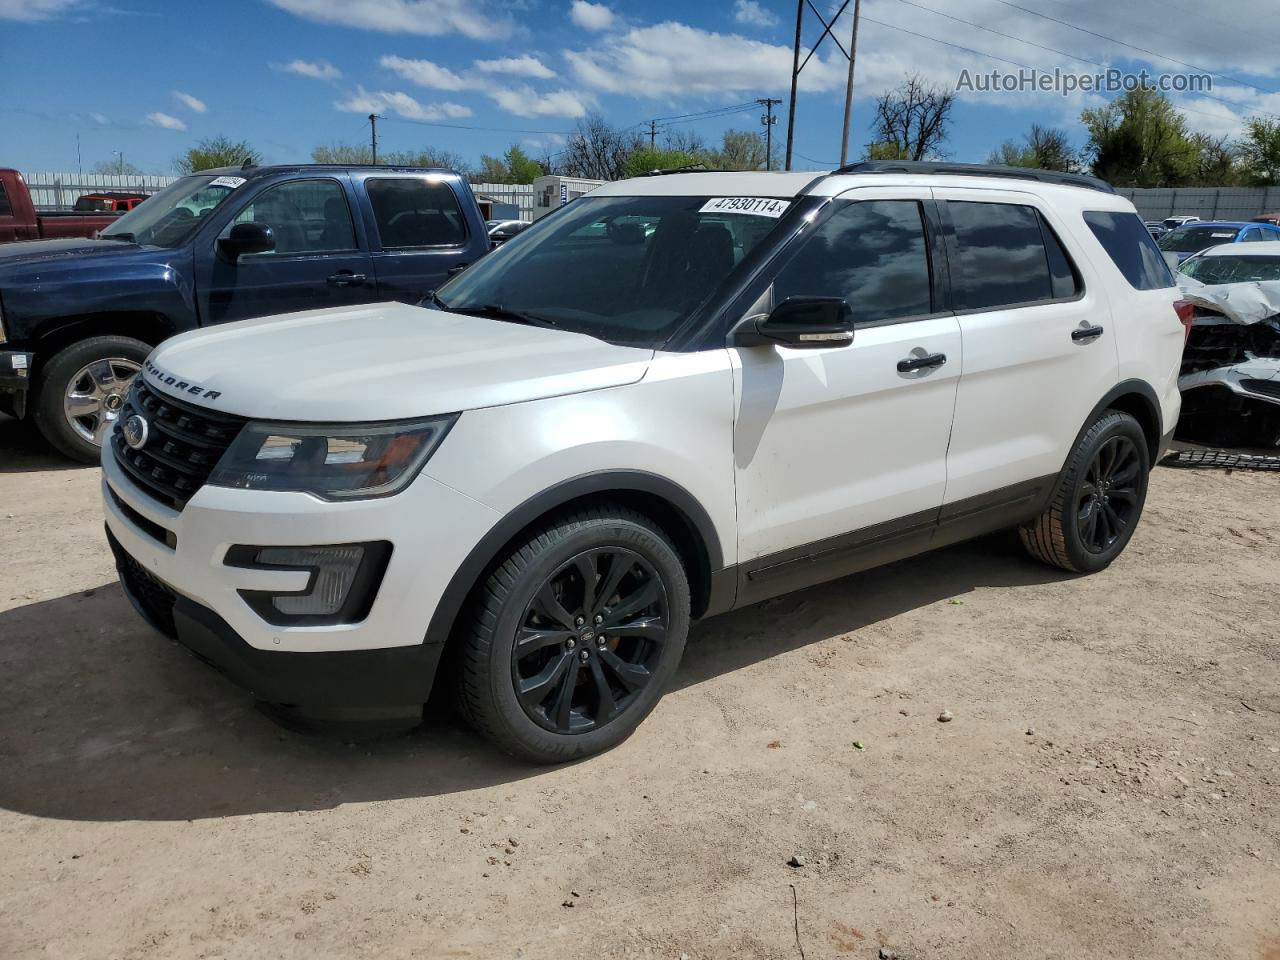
[1077,379,1163,464]
[32,312,176,376]
[424,471,729,648]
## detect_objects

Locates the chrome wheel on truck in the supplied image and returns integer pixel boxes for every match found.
[63,357,141,446]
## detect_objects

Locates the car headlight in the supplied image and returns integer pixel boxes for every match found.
[208,415,456,500]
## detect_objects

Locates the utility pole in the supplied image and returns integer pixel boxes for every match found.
[757,98,781,170]
[648,119,657,150]
[368,113,380,165]
[839,0,862,166]
[784,0,803,170]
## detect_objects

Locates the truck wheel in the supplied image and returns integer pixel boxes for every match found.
[1020,410,1151,574]
[34,336,149,463]
[456,504,691,763]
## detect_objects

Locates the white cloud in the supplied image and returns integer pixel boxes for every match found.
[733,0,777,28]
[146,112,187,131]
[566,22,846,98]
[281,58,342,79]
[89,112,109,126]
[474,55,555,79]
[485,85,590,118]
[569,0,613,31]
[267,0,510,40]
[335,86,472,121]
[379,54,466,90]
[172,91,207,114]
[0,0,81,20]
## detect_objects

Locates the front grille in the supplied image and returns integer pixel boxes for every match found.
[111,380,246,509]
[1240,378,1280,400]
[107,528,179,638]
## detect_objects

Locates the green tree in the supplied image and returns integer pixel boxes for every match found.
[311,141,470,173]
[176,136,262,174]
[623,147,699,177]
[1236,117,1280,186]
[504,145,544,184]
[710,129,772,171]
[1188,133,1242,186]
[311,142,373,163]
[988,125,1076,172]
[1081,88,1197,187]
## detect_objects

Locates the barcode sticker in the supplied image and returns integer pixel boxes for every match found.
[699,197,790,218]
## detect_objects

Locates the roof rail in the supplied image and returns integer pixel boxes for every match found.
[640,164,733,176]
[835,160,1116,194]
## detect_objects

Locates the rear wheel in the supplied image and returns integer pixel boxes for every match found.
[34,335,149,463]
[455,505,690,763]
[1020,410,1151,573]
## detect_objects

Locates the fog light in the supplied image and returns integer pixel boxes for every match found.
[227,541,392,626]
[257,545,364,616]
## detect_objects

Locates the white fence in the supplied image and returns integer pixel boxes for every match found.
[24,172,178,211]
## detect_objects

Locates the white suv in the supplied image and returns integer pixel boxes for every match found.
[101,162,1186,762]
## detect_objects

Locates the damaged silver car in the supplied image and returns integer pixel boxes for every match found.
[1175,243,1280,448]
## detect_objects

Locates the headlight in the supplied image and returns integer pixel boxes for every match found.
[208,415,456,500]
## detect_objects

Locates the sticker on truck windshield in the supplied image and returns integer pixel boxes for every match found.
[208,176,247,189]
[699,197,790,218]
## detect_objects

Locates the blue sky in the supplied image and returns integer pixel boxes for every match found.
[2,0,1277,175]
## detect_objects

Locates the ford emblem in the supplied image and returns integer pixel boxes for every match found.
[122,414,150,450]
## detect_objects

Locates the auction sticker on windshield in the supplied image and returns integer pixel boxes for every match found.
[208,176,247,189]
[699,197,790,218]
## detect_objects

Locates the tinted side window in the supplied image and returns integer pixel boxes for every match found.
[948,201,1061,309]
[771,199,933,325]
[367,178,467,248]
[0,182,12,217]
[1040,215,1082,300]
[234,179,355,255]
[1083,210,1175,290]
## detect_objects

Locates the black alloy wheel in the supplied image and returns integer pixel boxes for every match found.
[1076,433,1142,554]
[512,547,669,735]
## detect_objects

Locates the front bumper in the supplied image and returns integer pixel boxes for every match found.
[101,435,503,705]
[108,527,443,707]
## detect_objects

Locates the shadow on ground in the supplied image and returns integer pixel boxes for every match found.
[0,531,1069,823]
[0,414,84,474]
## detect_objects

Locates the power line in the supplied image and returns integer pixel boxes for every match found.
[987,0,1279,97]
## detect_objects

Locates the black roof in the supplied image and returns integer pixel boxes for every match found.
[197,163,462,178]
[835,160,1115,194]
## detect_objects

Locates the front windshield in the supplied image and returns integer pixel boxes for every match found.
[436,195,789,346]
[1159,225,1240,253]
[1180,254,1280,284]
[100,174,242,247]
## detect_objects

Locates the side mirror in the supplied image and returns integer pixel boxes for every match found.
[733,296,854,349]
[218,221,275,260]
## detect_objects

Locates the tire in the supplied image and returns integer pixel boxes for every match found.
[34,335,150,463]
[455,504,691,763]
[1020,410,1151,574]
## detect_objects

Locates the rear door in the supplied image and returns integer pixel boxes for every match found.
[194,175,378,325]
[359,175,476,303]
[933,187,1117,506]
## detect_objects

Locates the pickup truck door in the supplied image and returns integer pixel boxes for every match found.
[194,175,378,326]
[356,174,477,304]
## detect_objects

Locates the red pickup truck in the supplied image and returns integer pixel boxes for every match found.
[0,168,120,242]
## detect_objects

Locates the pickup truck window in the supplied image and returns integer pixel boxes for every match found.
[367,178,466,248]
[232,178,356,255]
[102,174,240,247]
[0,182,11,217]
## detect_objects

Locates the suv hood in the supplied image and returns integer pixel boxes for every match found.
[145,301,654,421]
[0,237,144,270]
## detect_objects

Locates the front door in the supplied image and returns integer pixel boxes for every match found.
[730,189,962,600]
[360,175,474,304]
[196,176,378,326]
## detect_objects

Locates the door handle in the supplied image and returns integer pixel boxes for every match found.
[897,352,947,373]
[327,272,367,287]
[1071,324,1105,342]
[447,263,470,277]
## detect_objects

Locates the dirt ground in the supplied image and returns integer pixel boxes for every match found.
[1,414,1278,960]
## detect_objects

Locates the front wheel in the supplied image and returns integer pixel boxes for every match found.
[455,505,691,763]
[34,335,150,463]
[1020,410,1151,573]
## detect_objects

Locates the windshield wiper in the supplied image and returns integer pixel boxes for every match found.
[445,303,560,329]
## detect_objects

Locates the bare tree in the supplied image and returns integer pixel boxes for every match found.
[557,114,643,180]
[987,124,1077,171]
[866,74,954,162]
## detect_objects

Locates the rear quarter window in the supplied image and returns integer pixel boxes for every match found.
[1083,211,1175,290]
[0,182,11,217]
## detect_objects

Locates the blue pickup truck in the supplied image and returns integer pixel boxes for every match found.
[0,164,490,461]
